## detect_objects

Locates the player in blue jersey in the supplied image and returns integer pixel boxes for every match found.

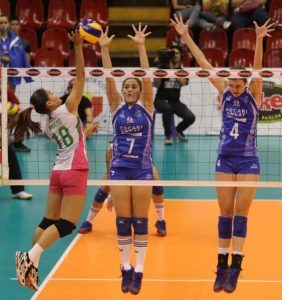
[99,24,153,295]
[171,15,274,293]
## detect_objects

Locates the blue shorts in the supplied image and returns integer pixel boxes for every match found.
[110,166,153,180]
[216,155,260,175]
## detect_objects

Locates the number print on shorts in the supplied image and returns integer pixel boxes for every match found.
[52,126,74,148]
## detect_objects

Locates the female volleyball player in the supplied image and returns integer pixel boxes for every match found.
[98,24,153,295]
[10,30,94,291]
[171,15,274,293]
[78,145,167,237]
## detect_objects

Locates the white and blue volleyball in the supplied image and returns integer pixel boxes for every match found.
[77,19,102,44]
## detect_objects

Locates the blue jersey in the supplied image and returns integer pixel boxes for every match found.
[111,101,153,169]
[218,89,259,157]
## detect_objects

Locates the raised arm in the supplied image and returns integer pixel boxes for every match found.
[99,26,120,113]
[65,31,85,114]
[250,19,274,104]
[128,23,153,112]
[170,14,225,95]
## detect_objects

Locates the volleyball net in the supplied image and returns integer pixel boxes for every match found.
[1,67,282,188]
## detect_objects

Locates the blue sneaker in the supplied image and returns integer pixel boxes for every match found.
[121,266,133,293]
[78,221,92,234]
[223,267,241,293]
[155,220,167,236]
[129,270,143,295]
[213,266,228,292]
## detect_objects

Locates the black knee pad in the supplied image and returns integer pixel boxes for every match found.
[38,217,57,230]
[54,219,76,238]
[116,217,132,236]
[132,217,148,235]
[152,186,164,196]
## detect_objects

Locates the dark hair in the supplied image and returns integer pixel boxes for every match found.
[229,66,248,84]
[8,88,50,141]
[122,77,142,91]
[9,16,20,22]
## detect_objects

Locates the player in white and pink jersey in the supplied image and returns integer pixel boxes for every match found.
[8,30,96,292]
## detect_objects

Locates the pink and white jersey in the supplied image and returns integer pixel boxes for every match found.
[47,104,88,170]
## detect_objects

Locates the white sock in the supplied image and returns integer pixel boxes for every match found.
[28,243,44,268]
[134,239,148,273]
[233,251,243,256]
[154,203,165,221]
[218,248,229,255]
[118,236,132,271]
[86,205,100,223]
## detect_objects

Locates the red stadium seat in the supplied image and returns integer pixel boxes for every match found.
[68,47,98,67]
[80,0,108,27]
[267,29,282,49]
[47,0,77,30]
[0,0,10,17]
[199,28,228,59]
[166,28,193,48]
[202,48,225,67]
[270,0,282,24]
[229,49,254,67]
[264,48,282,67]
[16,0,44,30]
[232,28,256,51]
[20,27,38,60]
[42,28,70,60]
[34,47,64,67]
[182,49,191,67]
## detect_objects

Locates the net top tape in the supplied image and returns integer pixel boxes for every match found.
[4,67,282,79]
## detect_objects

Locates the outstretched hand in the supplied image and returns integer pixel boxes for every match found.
[98,26,115,48]
[68,30,84,45]
[128,23,151,45]
[170,14,189,36]
[253,19,275,39]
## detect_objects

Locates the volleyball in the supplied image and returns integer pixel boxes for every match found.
[7,101,19,116]
[77,19,102,44]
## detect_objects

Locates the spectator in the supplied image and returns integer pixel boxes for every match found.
[154,46,195,145]
[60,79,93,127]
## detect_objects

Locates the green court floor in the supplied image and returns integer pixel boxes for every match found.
[1,135,282,299]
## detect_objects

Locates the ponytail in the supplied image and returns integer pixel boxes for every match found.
[8,107,42,142]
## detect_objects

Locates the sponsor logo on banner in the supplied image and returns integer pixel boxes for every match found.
[25,68,40,76]
[175,69,189,77]
[259,70,274,78]
[153,70,168,77]
[216,70,231,77]
[111,69,125,77]
[131,69,146,77]
[7,68,19,76]
[47,69,61,76]
[196,70,210,77]
[237,70,252,78]
[68,69,77,76]
[90,69,104,77]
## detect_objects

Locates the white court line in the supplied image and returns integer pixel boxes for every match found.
[30,234,81,300]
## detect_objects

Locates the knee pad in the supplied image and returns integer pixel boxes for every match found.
[54,219,76,238]
[132,217,148,235]
[218,216,232,239]
[152,186,164,196]
[38,217,57,230]
[116,217,132,236]
[94,188,109,203]
[233,215,247,238]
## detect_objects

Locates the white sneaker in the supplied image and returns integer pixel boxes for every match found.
[164,136,173,145]
[12,191,33,200]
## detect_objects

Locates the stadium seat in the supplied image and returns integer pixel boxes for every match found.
[270,0,282,24]
[47,0,77,30]
[264,48,282,67]
[182,49,191,67]
[166,28,193,48]
[229,48,255,67]
[232,28,256,51]
[79,0,108,27]
[20,27,38,61]
[42,28,70,60]
[34,47,64,67]
[0,0,10,17]
[16,0,44,30]
[199,28,228,59]
[68,47,98,67]
[267,29,282,49]
[202,48,225,67]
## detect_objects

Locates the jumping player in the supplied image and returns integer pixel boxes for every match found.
[171,15,274,293]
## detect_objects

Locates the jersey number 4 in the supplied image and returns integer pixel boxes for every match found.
[230,122,239,139]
